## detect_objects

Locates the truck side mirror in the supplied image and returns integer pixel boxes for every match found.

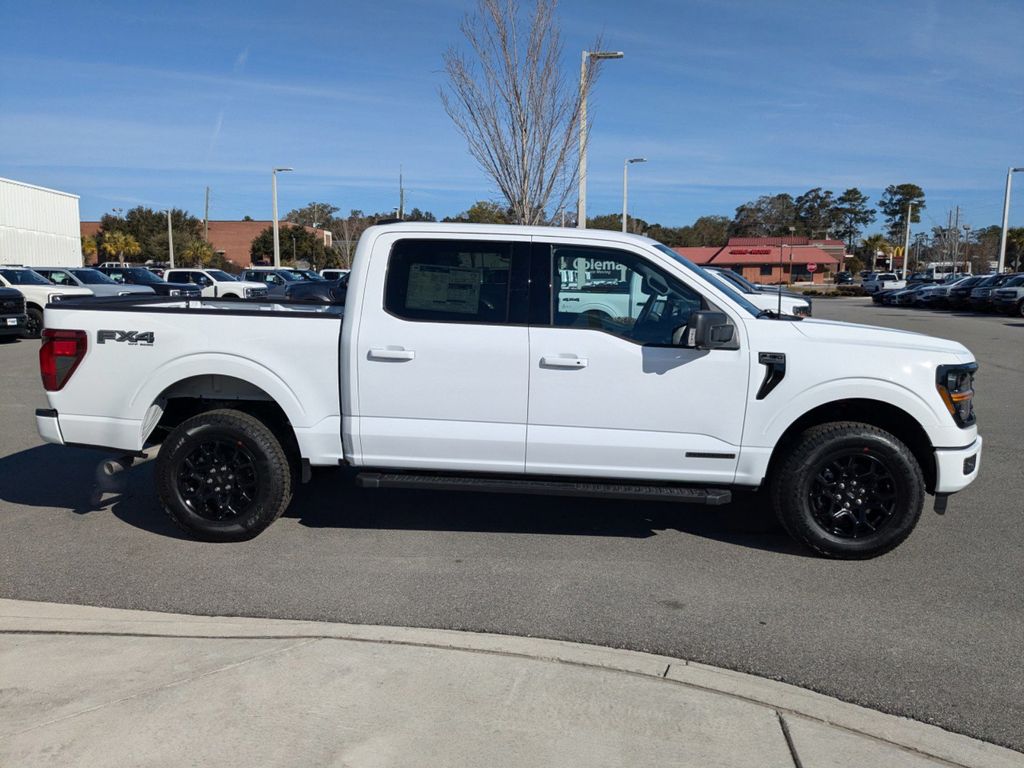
[678,311,735,349]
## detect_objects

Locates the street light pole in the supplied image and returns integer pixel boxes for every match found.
[622,157,646,232]
[577,50,624,229]
[166,209,174,269]
[997,167,1023,274]
[272,167,293,268]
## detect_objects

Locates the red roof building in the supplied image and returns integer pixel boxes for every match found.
[673,238,842,284]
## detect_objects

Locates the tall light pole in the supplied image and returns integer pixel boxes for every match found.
[165,209,174,269]
[997,167,1023,274]
[272,167,293,268]
[577,50,624,229]
[622,157,646,232]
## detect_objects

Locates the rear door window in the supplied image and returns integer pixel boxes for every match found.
[384,239,528,324]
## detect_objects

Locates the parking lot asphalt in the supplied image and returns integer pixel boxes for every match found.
[0,299,1022,751]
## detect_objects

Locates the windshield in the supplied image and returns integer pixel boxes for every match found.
[70,268,116,285]
[653,244,760,317]
[297,269,324,281]
[277,270,303,281]
[0,268,51,286]
[124,268,164,284]
[709,268,758,294]
[206,270,236,282]
[1005,275,1024,287]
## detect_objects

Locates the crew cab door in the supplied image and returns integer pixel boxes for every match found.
[526,241,750,483]
[353,235,531,472]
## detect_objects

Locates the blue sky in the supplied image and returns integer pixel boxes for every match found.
[1,0,1022,234]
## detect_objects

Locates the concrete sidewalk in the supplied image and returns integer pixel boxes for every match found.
[0,600,1020,768]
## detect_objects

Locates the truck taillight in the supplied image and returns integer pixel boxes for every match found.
[40,329,87,392]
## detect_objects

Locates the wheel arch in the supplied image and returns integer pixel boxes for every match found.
[766,398,936,493]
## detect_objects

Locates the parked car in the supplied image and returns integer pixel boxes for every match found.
[969,273,1018,312]
[918,276,973,309]
[163,268,268,300]
[891,285,931,307]
[94,266,201,298]
[280,276,348,310]
[862,273,906,294]
[0,287,28,339]
[835,271,853,285]
[0,266,93,338]
[239,267,318,298]
[991,274,1024,315]
[33,267,156,298]
[36,223,981,559]
[320,268,350,281]
[946,276,985,310]
[704,267,811,316]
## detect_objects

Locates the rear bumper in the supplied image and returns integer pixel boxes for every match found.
[35,408,64,445]
[0,314,27,336]
[934,437,982,494]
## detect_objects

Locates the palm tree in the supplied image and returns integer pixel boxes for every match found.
[860,234,891,272]
[101,231,141,265]
[180,239,214,268]
[81,236,98,263]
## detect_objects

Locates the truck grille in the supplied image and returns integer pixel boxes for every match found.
[994,289,1016,299]
[0,296,25,315]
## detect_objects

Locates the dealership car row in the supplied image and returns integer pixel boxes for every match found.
[0,263,350,339]
[865,270,1024,315]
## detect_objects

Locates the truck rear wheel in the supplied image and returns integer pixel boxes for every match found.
[156,409,293,541]
[769,422,924,559]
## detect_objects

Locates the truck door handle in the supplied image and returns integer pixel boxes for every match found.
[540,355,588,369]
[369,347,416,361]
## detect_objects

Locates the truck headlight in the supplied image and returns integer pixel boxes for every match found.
[937,363,977,427]
[168,289,181,296]
[49,294,63,303]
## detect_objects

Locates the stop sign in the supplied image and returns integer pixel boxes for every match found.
[807,262,817,273]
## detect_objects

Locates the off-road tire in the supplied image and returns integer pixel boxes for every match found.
[769,421,924,559]
[156,409,293,541]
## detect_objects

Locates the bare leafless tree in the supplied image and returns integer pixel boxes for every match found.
[441,0,602,225]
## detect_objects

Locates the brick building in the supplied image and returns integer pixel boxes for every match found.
[80,220,331,267]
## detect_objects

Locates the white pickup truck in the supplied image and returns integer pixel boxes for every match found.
[862,272,906,294]
[34,224,982,558]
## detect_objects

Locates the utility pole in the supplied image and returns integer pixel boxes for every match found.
[962,224,971,274]
[272,167,293,269]
[901,203,913,280]
[997,167,1023,274]
[398,166,405,220]
[203,186,210,241]
[166,209,174,269]
[952,206,961,272]
[621,157,646,232]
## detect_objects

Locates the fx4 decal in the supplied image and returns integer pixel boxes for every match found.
[97,330,155,346]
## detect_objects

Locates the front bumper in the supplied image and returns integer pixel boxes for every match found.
[36,408,65,445]
[934,437,982,494]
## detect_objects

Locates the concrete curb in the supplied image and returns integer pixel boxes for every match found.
[1,599,1020,768]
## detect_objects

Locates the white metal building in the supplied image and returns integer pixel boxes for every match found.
[0,177,83,267]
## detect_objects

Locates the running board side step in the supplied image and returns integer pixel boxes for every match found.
[355,472,732,505]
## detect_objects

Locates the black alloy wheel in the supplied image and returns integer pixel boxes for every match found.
[770,422,924,559]
[156,409,293,541]
[25,307,43,339]
[175,438,260,522]
[808,451,898,539]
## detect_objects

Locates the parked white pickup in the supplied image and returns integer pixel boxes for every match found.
[35,224,981,558]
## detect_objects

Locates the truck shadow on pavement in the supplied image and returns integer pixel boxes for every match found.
[289,468,806,556]
[0,446,807,556]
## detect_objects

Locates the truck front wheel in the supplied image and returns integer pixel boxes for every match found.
[770,422,924,559]
[156,409,293,541]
